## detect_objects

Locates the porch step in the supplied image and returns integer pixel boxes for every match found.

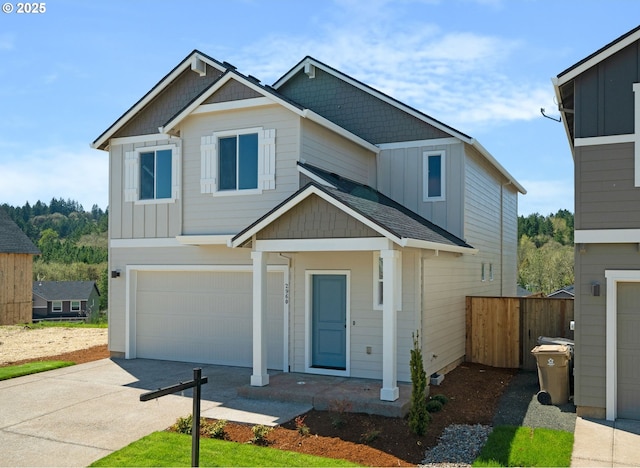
[238,372,411,418]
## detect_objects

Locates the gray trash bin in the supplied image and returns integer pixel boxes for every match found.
[531,344,571,405]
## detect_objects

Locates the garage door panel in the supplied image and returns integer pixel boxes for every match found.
[617,282,640,420]
[135,271,283,369]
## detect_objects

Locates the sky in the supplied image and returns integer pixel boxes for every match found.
[0,0,638,216]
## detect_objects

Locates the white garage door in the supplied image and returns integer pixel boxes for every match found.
[135,270,284,369]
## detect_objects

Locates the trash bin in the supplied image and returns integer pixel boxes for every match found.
[531,344,571,405]
[537,336,575,395]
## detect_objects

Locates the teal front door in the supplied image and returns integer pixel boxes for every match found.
[311,274,347,370]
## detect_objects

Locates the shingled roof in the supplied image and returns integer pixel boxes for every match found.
[0,208,40,255]
[32,281,100,301]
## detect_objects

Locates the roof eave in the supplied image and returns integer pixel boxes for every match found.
[469,139,527,194]
[401,238,478,255]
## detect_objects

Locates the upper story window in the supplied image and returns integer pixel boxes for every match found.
[423,150,445,201]
[124,144,181,204]
[201,128,276,196]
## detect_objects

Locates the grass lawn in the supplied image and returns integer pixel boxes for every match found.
[473,425,574,467]
[90,431,360,467]
[0,361,75,380]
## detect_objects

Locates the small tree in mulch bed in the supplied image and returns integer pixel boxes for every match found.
[408,331,430,435]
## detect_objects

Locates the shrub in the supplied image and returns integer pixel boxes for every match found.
[295,415,310,436]
[431,394,449,405]
[426,400,444,413]
[250,424,272,445]
[360,427,381,444]
[173,414,193,434]
[204,419,227,439]
[408,331,430,435]
[328,399,352,428]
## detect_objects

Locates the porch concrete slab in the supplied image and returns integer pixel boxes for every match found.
[571,417,640,467]
[238,371,411,418]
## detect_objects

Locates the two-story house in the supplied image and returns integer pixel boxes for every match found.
[554,25,640,421]
[93,51,524,402]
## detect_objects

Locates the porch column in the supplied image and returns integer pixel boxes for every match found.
[251,251,269,386]
[380,249,399,401]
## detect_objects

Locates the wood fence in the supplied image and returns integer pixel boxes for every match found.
[0,253,33,325]
[465,296,574,370]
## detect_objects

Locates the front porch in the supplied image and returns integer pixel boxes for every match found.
[239,370,412,418]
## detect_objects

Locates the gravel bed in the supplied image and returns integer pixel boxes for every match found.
[420,424,492,466]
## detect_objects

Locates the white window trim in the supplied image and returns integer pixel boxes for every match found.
[201,127,276,196]
[70,300,81,312]
[423,150,446,201]
[52,301,62,312]
[372,251,402,310]
[124,144,180,204]
[633,83,640,186]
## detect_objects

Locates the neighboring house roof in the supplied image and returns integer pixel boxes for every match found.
[553,25,640,149]
[32,281,100,301]
[232,163,476,255]
[517,286,533,297]
[0,208,40,255]
[547,285,575,299]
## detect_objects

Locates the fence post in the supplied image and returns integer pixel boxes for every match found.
[192,368,202,467]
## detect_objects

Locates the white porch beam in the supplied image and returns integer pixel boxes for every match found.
[255,237,392,252]
[251,251,269,386]
[380,249,400,401]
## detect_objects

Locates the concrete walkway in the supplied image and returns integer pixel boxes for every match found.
[571,417,640,467]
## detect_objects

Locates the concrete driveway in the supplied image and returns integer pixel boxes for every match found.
[0,358,311,467]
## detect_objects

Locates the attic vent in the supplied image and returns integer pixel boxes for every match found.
[304,62,315,79]
[191,56,206,77]
[222,61,237,70]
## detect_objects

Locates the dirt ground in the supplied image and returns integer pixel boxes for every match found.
[2,327,517,466]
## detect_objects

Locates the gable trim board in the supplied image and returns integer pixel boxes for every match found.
[92,50,228,150]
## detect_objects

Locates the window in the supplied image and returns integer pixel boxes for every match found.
[52,301,62,312]
[124,144,180,203]
[140,149,172,200]
[481,263,486,282]
[373,251,402,310]
[71,301,81,312]
[489,263,494,281]
[201,128,276,195]
[423,150,445,201]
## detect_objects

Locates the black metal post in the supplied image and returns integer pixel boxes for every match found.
[192,368,202,467]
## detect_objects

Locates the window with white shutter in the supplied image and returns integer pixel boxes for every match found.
[123,144,180,204]
[201,127,276,196]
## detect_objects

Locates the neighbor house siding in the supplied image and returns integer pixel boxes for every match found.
[575,41,639,138]
[377,141,465,239]
[575,143,640,230]
[572,243,640,411]
[109,137,182,240]
[300,119,376,186]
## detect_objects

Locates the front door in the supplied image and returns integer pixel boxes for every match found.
[311,274,347,370]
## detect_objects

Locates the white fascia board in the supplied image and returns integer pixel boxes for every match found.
[92,52,224,150]
[401,238,478,255]
[191,97,273,115]
[297,165,338,188]
[551,76,576,159]
[230,185,402,247]
[469,139,527,194]
[302,109,380,154]
[274,58,469,142]
[574,134,634,147]
[255,237,392,252]
[110,238,185,248]
[109,133,180,147]
[160,73,305,134]
[556,29,640,86]
[377,138,461,150]
[175,235,233,245]
[575,229,640,244]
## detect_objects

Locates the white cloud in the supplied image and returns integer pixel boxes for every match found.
[518,179,574,216]
[0,145,108,210]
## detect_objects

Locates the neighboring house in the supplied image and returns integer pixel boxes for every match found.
[547,285,575,299]
[0,208,40,325]
[32,281,101,321]
[92,51,525,401]
[554,24,640,421]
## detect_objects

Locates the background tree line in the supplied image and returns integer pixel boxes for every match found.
[1,199,109,310]
[517,209,574,295]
